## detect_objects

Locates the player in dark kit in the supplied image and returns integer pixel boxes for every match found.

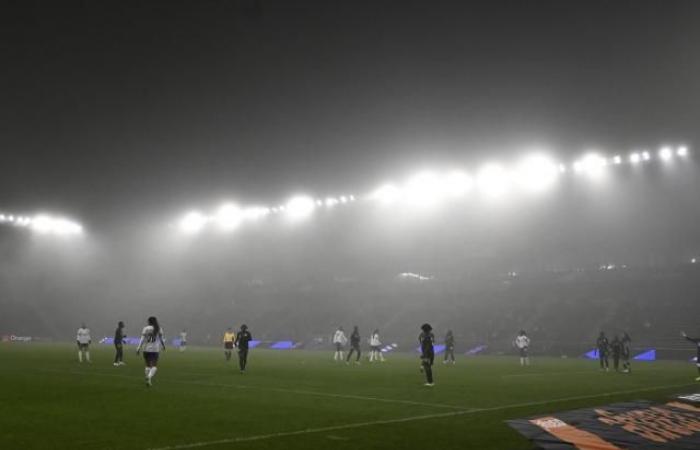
[681,331,700,381]
[621,332,632,373]
[610,335,622,372]
[419,323,435,386]
[346,326,361,364]
[596,331,610,371]
[113,321,126,366]
[234,324,252,373]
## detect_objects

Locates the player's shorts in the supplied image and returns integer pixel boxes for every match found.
[371,345,381,352]
[143,352,159,365]
[224,342,234,350]
[519,347,528,357]
[334,343,343,351]
[78,343,89,351]
[180,341,187,346]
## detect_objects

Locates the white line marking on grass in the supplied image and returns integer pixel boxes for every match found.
[37,368,467,410]
[143,382,696,450]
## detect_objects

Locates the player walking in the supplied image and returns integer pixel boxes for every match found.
[596,331,610,371]
[515,330,530,366]
[234,324,252,373]
[621,332,632,373]
[135,316,166,387]
[179,329,187,352]
[443,330,455,364]
[76,323,91,363]
[113,321,126,366]
[369,329,385,362]
[223,327,236,361]
[345,326,361,364]
[419,323,435,386]
[332,327,347,362]
[610,335,622,372]
[681,331,700,381]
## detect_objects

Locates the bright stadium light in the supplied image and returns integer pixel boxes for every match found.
[659,147,673,161]
[285,195,315,220]
[629,152,641,164]
[612,155,622,165]
[371,183,401,204]
[514,154,558,192]
[241,206,270,221]
[403,171,444,207]
[476,163,510,198]
[339,195,348,203]
[577,153,607,177]
[677,145,689,156]
[444,170,473,197]
[558,164,567,173]
[30,214,83,236]
[641,151,651,161]
[179,211,208,234]
[325,197,339,207]
[214,203,242,231]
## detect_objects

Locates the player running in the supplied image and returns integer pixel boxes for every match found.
[515,330,530,366]
[346,326,361,364]
[369,329,385,362]
[76,323,91,363]
[681,331,700,381]
[443,330,455,364]
[234,324,252,373]
[135,316,166,387]
[419,323,435,386]
[179,329,187,352]
[596,331,610,371]
[113,321,126,366]
[621,332,632,373]
[332,326,347,362]
[223,327,236,361]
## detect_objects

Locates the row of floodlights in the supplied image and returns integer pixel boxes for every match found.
[0,213,83,236]
[177,145,690,234]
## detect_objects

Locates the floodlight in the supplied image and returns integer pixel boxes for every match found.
[349,195,356,201]
[658,147,673,161]
[612,155,622,165]
[641,151,651,161]
[403,171,444,207]
[371,184,401,204]
[629,152,641,164]
[677,146,688,156]
[514,154,558,192]
[339,196,348,203]
[558,164,567,173]
[577,153,607,177]
[214,203,242,231]
[476,163,509,197]
[179,211,208,234]
[285,195,315,220]
[444,170,473,197]
[241,206,270,221]
[315,199,323,206]
[325,197,339,207]
[31,214,83,236]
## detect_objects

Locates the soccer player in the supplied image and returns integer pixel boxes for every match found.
[369,329,385,362]
[346,326,361,364]
[113,321,126,366]
[443,329,455,364]
[179,329,187,352]
[332,326,347,362]
[597,331,610,371]
[681,331,700,381]
[621,332,632,373]
[419,323,435,386]
[76,323,91,363]
[514,330,530,366]
[135,316,166,387]
[234,324,252,373]
[223,327,235,361]
[610,335,622,372]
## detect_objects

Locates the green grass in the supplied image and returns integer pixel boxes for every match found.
[0,343,696,450]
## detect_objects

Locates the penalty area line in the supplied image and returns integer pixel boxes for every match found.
[143,381,695,450]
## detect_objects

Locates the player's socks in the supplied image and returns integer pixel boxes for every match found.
[85,352,91,363]
[149,367,157,379]
[78,352,83,362]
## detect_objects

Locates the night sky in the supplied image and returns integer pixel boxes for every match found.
[1,0,699,228]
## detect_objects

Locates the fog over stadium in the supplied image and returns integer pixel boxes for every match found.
[2,1,700,349]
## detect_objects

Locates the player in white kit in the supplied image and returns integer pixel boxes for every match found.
[76,323,91,363]
[514,330,531,366]
[332,327,347,362]
[136,316,166,387]
[369,329,385,362]
[179,329,187,352]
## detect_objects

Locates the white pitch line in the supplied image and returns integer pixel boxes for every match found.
[144,381,695,450]
[37,368,467,411]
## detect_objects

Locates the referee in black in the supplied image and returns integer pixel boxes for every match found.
[419,323,435,386]
[234,324,253,373]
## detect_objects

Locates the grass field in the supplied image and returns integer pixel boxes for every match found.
[1,343,697,450]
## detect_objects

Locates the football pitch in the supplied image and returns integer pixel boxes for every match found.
[1,344,696,450]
